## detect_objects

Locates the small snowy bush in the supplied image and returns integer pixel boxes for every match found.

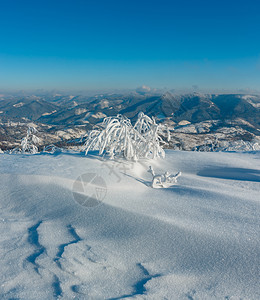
[83,112,170,160]
[148,166,181,188]
[194,138,260,152]
[21,126,40,154]
[43,144,62,154]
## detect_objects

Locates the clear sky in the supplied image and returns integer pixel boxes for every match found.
[0,0,259,91]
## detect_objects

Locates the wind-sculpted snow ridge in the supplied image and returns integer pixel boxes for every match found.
[0,150,259,299]
[54,224,83,269]
[109,263,161,299]
[26,221,45,274]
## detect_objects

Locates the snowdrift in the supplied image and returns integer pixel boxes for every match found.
[0,150,259,299]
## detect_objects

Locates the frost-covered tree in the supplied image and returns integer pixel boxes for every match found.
[83,112,170,160]
[21,126,40,154]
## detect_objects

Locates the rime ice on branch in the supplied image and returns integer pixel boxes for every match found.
[83,112,170,160]
[148,166,181,188]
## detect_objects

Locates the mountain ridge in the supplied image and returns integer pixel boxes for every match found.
[0,92,259,151]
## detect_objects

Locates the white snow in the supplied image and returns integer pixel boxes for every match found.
[0,150,259,299]
[13,102,25,108]
[42,110,57,116]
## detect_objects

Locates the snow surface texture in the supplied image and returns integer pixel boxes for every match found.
[0,150,259,299]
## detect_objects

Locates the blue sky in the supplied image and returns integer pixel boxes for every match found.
[0,0,259,91]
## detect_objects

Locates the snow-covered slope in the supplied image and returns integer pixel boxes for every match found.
[0,151,259,299]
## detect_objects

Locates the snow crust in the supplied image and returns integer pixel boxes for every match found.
[0,150,259,299]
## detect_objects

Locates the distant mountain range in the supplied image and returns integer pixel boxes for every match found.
[0,92,259,151]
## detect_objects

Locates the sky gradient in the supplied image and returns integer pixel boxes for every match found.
[0,0,259,91]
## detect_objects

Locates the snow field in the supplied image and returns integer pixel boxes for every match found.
[0,150,259,299]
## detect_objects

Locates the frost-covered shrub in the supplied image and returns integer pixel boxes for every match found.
[21,126,40,154]
[43,144,62,154]
[148,166,181,188]
[223,140,260,152]
[134,112,170,158]
[83,112,170,160]
[194,139,260,152]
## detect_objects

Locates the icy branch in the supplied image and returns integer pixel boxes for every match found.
[148,166,181,188]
